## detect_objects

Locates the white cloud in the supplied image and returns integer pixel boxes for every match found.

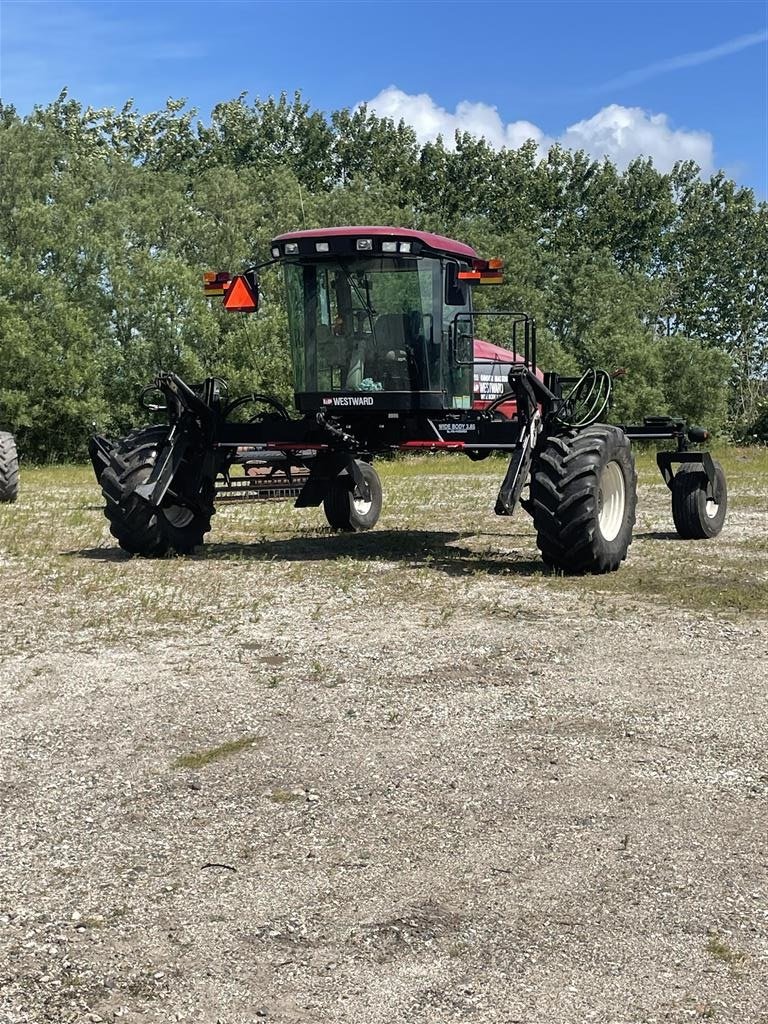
[560,105,713,174]
[363,86,714,174]
[365,87,548,152]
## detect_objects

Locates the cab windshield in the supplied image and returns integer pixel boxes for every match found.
[284,256,441,394]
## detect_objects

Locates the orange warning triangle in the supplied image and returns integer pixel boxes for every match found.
[223,274,258,311]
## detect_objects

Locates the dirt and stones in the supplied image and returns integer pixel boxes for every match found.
[1,454,766,1023]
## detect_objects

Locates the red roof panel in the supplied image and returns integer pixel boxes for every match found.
[272,226,477,260]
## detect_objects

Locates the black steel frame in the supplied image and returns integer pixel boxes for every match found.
[90,347,718,521]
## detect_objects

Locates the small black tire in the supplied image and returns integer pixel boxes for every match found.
[323,461,382,532]
[0,431,19,503]
[671,461,727,539]
[101,425,214,556]
[530,425,637,574]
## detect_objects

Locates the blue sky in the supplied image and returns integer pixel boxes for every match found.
[1,0,766,196]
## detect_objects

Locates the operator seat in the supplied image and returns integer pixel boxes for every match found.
[372,311,426,390]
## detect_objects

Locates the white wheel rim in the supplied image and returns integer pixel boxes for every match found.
[353,492,372,516]
[705,498,719,519]
[163,504,194,528]
[598,461,626,542]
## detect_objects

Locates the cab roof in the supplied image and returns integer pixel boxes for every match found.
[272,226,477,260]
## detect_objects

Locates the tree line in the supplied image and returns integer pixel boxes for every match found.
[0,90,765,459]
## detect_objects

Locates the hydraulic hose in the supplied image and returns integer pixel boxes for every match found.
[553,369,612,429]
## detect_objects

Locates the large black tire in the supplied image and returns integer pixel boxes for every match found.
[0,431,19,503]
[101,439,170,557]
[101,426,214,556]
[90,424,170,486]
[160,476,215,554]
[671,461,727,539]
[530,425,637,574]
[323,461,382,532]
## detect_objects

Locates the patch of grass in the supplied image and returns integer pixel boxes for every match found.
[742,537,768,552]
[1,447,765,656]
[480,597,546,621]
[707,445,768,479]
[732,494,768,510]
[546,548,768,617]
[267,788,304,803]
[172,735,259,770]
[379,452,509,479]
[706,932,746,968]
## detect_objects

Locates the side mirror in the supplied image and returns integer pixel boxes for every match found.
[449,320,473,364]
[445,263,469,307]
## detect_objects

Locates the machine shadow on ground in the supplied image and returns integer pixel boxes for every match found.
[633,530,685,541]
[69,529,546,577]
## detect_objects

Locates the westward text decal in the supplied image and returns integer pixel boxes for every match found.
[323,396,375,407]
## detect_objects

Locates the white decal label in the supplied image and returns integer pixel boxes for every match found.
[325,396,375,407]
[437,422,477,433]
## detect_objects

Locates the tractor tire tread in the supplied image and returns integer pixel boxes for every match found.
[99,425,214,556]
[530,424,637,574]
[323,462,382,532]
[0,431,20,503]
[671,461,727,539]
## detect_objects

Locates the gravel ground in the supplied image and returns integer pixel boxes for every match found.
[1,452,767,1024]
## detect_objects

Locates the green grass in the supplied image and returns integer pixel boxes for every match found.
[0,446,765,652]
[706,933,747,968]
[172,735,260,770]
[550,557,768,617]
[377,451,510,479]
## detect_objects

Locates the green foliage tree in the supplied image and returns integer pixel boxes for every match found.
[0,89,762,459]
[662,169,768,430]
